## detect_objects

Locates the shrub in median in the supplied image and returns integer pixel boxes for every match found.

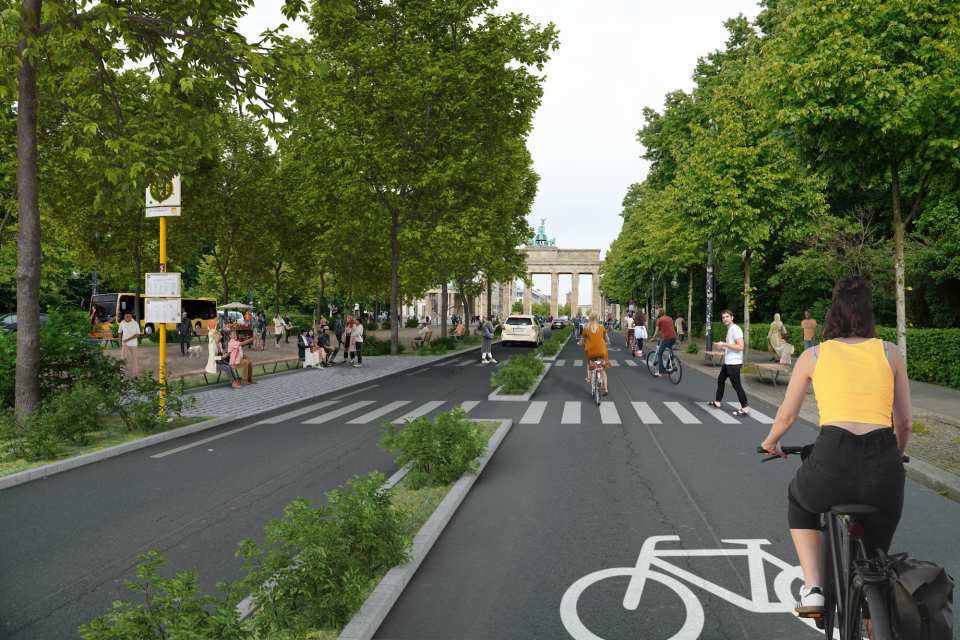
[378,406,488,489]
[463,334,481,346]
[491,353,545,394]
[685,342,701,354]
[426,339,448,356]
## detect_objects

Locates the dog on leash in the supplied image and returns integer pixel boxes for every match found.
[188,345,204,358]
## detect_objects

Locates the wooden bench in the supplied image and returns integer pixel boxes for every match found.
[193,327,210,341]
[411,331,433,350]
[754,362,792,386]
[167,357,302,384]
[703,351,725,367]
[98,329,120,348]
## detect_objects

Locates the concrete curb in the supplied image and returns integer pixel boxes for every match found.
[489,363,552,401]
[681,354,960,505]
[0,414,237,491]
[337,418,513,640]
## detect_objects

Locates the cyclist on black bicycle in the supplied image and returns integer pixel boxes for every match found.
[759,276,912,621]
[577,311,611,396]
[649,308,677,378]
[572,314,581,340]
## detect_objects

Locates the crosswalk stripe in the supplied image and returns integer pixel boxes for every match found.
[302,400,377,424]
[260,400,339,424]
[435,359,460,367]
[725,403,775,424]
[561,401,580,424]
[664,402,701,424]
[699,403,741,424]
[631,402,661,424]
[457,360,474,366]
[459,400,480,413]
[347,401,411,424]
[574,359,583,367]
[556,359,566,367]
[600,402,621,424]
[625,360,638,367]
[520,401,548,424]
[396,401,445,423]
[609,360,620,367]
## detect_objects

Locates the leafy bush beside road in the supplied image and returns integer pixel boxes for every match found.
[491,353,545,394]
[404,317,420,328]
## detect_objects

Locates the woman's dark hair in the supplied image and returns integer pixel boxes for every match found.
[822,276,876,340]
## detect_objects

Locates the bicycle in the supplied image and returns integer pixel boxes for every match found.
[758,445,909,640]
[646,340,682,384]
[589,357,604,406]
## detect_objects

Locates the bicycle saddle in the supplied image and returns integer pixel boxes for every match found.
[830,503,882,517]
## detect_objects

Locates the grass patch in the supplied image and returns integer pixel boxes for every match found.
[912,420,931,437]
[0,415,211,478]
[251,420,501,640]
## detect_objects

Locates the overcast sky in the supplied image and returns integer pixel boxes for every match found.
[237,0,763,305]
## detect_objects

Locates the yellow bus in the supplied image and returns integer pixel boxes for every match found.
[87,293,218,336]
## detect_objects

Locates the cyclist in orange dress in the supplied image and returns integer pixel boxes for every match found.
[577,311,611,396]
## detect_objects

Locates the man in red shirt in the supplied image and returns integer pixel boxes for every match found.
[650,308,677,377]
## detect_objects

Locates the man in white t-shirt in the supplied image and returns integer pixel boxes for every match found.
[707,309,749,416]
[117,312,140,378]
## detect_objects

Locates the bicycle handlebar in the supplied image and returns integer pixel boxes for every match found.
[756,446,909,463]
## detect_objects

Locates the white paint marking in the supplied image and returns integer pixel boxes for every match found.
[561,401,581,424]
[609,360,620,367]
[700,403,741,424]
[395,401,445,423]
[664,402,701,424]
[301,400,377,424]
[332,385,378,400]
[726,403,775,424]
[459,400,480,413]
[435,359,460,367]
[555,359,566,367]
[600,402,621,424]
[152,422,267,458]
[520,401,548,424]
[574,359,583,367]
[625,360,638,367]
[631,402,661,424]
[347,400,412,424]
[259,400,340,424]
[456,360,474,367]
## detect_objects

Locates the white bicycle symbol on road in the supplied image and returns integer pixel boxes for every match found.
[561,535,819,640]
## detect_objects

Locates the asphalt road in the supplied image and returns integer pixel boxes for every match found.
[376,333,960,640]
[0,336,531,639]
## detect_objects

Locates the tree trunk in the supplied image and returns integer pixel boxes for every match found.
[389,209,400,355]
[221,269,229,306]
[132,240,142,324]
[458,278,468,332]
[317,273,325,324]
[743,252,752,367]
[889,162,908,360]
[375,290,379,323]
[486,278,492,322]
[687,269,693,339]
[441,280,448,337]
[662,279,667,313]
[15,2,42,420]
[273,265,281,316]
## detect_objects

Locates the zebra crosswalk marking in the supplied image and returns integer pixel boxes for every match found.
[556,360,566,367]
[435,359,460,367]
[520,401,548,424]
[561,401,580,424]
[609,360,620,367]
[631,402,661,424]
[261,401,339,424]
[302,400,377,424]
[600,402,621,424]
[664,402,701,424]
[456,360,474,367]
[396,401,445,423]
[625,360,638,367]
[699,403,741,424]
[725,403,775,424]
[459,400,480,413]
[574,359,583,367]
[347,401,411,424]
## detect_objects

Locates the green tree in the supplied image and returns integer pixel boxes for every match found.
[754,0,960,357]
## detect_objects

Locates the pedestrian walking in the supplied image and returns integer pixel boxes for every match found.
[205,329,242,388]
[228,330,256,385]
[675,315,686,346]
[283,313,292,343]
[342,315,354,364]
[634,310,647,356]
[349,316,364,367]
[334,314,345,350]
[480,314,497,364]
[707,309,749,416]
[252,312,262,351]
[801,310,818,351]
[273,313,284,348]
[767,313,786,361]
[117,312,140,378]
[177,311,193,356]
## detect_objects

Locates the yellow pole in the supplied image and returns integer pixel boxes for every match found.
[159,216,166,416]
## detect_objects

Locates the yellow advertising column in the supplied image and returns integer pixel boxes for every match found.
[158,216,167,415]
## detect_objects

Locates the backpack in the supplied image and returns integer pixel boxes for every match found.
[878,550,954,640]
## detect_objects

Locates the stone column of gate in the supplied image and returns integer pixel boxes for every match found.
[591,271,601,316]
[523,275,533,315]
[550,270,559,318]
[571,271,579,319]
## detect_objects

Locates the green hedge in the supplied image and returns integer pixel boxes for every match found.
[747,323,960,390]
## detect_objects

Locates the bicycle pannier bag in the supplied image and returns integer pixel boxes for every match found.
[881,551,954,640]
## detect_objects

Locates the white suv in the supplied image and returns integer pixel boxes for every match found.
[501,315,543,348]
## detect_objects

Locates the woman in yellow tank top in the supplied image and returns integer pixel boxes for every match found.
[760,276,912,618]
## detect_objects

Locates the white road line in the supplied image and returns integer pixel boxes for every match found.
[600,402,621,424]
[726,403,775,424]
[152,422,266,458]
[631,402,661,424]
[347,401,411,424]
[699,403,741,424]
[435,359,461,367]
[556,359,566,367]
[302,400,377,424]
[259,400,340,424]
[332,385,379,400]
[395,401,445,423]
[664,402,701,424]
[609,360,620,367]
[457,360,475,366]
[625,360,638,367]
[459,400,480,413]
[561,401,581,424]
[574,359,583,367]
[520,401,548,424]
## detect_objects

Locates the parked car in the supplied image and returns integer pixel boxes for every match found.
[1,313,49,332]
[551,316,569,330]
[501,315,543,348]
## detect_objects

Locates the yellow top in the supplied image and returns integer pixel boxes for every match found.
[812,339,894,426]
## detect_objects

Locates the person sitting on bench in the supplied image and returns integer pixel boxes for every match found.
[453,322,467,338]
[319,326,339,365]
[205,329,242,388]
[412,322,429,347]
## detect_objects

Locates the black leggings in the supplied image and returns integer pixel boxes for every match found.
[715,363,747,407]
[788,426,904,557]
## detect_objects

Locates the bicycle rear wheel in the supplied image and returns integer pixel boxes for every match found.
[593,371,601,406]
[646,350,658,376]
[668,354,682,384]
